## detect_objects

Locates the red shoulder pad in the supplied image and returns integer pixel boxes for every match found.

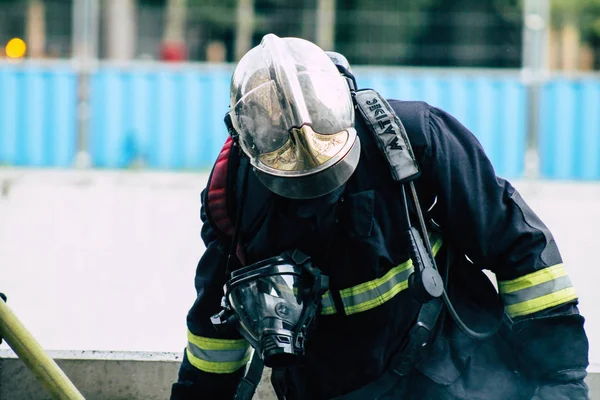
[205,137,247,265]
[207,137,235,237]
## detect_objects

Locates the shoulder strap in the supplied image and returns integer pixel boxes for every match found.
[327,53,420,184]
[354,89,421,183]
[234,351,265,400]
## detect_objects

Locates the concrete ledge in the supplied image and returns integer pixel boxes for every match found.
[0,350,277,400]
[1,350,598,400]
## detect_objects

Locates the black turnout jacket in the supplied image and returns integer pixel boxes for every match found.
[171,100,589,400]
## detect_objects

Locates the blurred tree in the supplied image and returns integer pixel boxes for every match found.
[157,0,600,68]
[185,0,308,61]
[187,0,237,26]
[0,0,42,58]
[410,0,522,67]
[334,0,522,67]
[0,0,21,48]
[184,0,237,61]
[551,0,600,69]
[335,0,438,65]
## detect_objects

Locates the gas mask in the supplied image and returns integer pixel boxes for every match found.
[211,250,329,368]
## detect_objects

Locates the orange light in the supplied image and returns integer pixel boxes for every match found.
[6,38,26,59]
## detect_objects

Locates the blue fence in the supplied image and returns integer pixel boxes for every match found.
[89,66,232,169]
[0,63,77,167]
[1,62,599,179]
[355,69,527,178]
[540,78,600,179]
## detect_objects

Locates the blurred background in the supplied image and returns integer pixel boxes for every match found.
[2,0,600,67]
[1,0,600,396]
[0,0,599,175]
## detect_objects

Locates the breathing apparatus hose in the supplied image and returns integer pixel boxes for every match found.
[331,55,501,341]
[0,295,86,400]
[409,182,501,341]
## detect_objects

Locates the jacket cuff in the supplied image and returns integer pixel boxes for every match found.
[510,311,589,380]
[532,378,589,400]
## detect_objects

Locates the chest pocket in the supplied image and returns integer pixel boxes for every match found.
[343,190,375,238]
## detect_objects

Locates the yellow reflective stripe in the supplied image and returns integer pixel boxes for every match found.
[187,330,248,351]
[505,287,578,318]
[186,347,251,374]
[321,290,336,315]
[186,330,251,374]
[431,238,442,255]
[326,237,443,316]
[344,280,410,315]
[340,260,413,299]
[499,264,578,318]
[338,237,442,300]
[321,306,336,315]
[498,264,568,294]
[319,237,443,316]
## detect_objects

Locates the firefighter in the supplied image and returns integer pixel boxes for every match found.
[170,34,589,400]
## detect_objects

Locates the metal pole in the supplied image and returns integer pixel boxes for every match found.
[25,0,46,58]
[105,0,136,61]
[72,0,99,168]
[522,0,550,179]
[316,0,336,50]
[235,0,254,61]
[164,0,187,44]
[0,298,85,399]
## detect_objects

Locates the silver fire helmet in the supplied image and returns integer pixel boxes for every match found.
[228,34,360,199]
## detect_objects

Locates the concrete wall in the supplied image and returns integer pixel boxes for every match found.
[0,350,600,400]
[0,350,277,400]
[0,350,598,400]
[0,351,182,400]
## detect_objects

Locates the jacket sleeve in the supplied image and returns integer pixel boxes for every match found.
[414,105,589,396]
[171,187,249,400]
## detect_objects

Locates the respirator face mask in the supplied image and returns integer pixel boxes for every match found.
[211,250,328,368]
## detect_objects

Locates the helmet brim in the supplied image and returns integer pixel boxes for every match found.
[253,136,361,200]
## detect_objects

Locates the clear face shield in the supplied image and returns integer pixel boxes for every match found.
[227,34,360,199]
[211,251,328,368]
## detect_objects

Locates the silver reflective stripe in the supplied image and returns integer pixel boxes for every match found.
[187,341,250,364]
[502,275,573,306]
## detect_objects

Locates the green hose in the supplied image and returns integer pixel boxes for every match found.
[0,297,85,399]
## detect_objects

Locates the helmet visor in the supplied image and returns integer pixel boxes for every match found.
[258,125,350,173]
[230,69,354,173]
